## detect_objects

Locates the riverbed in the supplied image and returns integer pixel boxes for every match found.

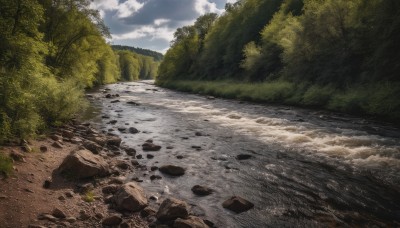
[87,81,400,227]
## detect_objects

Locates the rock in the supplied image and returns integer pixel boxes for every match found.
[150,166,158,171]
[145,139,153,143]
[227,114,242,119]
[131,160,139,166]
[52,208,67,219]
[150,175,162,181]
[21,143,32,152]
[108,176,125,185]
[128,127,140,134]
[118,127,127,132]
[65,191,74,198]
[191,146,201,149]
[105,94,112,98]
[166,146,174,149]
[222,196,254,213]
[102,115,110,119]
[95,213,104,219]
[109,120,118,124]
[113,182,148,212]
[195,132,203,136]
[39,145,48,152]
[125,148,136,156]
[136,154,143,159]
[66,217,77,223]
[173,216,209,228]
[58,149,110,179]
[142,142,161,151]
[51,141,63,149]
[102,185,119,194]
[61,130,74,139]
[236,154,252,160]
[107,136,122,147]
[116,160,130,170]
[38,214,58,222]
[159,165,185,176]
[77,183,94,193]
[111,100,120,103]
[146,154,154,159]
[191,185,213,196]
[43,179,52,189]
[50,134,62,141]
[120,221,130,228]
[83,140,102,154]
[149,195,158,201]
[156,197,189,222]
[127,101,140,105]
[10,150,25,162]
[141,207,156,218]
[79,210,91,220]
[176,155,184,159]
[102,215,122,226]
[28,225,47,228]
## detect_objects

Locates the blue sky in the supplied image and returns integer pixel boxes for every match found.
[91,0,237,53]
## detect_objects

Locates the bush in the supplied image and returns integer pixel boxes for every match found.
[0,153,13,177]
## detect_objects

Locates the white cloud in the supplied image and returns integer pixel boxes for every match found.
[112,26,175,42]
[195,0,224,15]
[117,0,144,18]
[154,18,171,26]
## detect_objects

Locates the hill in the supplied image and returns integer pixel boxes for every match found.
[112,45,163,61]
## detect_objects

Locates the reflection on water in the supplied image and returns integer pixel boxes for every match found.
[87,81,400,227]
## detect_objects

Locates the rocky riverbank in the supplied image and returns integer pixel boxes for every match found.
[0,119,253,228]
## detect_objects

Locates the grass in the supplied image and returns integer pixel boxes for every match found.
[0,152,13,177]
[82,190,95,202]
[157,79,400,125]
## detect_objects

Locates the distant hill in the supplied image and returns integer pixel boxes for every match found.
[112,45,163,61]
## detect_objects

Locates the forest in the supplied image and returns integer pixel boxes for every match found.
[0,0,160,142]
[156,0,400,124]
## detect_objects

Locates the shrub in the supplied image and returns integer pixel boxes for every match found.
[0,153,13,177]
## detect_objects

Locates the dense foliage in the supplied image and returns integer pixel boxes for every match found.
[0,0,157,142]
[157,0,400,123]
[112,45,164,62]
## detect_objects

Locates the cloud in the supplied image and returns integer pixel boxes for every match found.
[91,0,232,53]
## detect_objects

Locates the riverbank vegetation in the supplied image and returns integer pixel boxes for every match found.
[0,0,161,142]
[156,0,400,124]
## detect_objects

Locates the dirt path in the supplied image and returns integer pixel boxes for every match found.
[0,131,148,228]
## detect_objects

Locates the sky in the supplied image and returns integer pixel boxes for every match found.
[90,0,237,53]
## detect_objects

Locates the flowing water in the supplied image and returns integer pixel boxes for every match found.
[87,81,400,227]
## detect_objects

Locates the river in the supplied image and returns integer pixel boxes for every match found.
[86,81,400,227]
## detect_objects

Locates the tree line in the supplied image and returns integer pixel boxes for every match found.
[0,0,160,141]
[157,0,400,123]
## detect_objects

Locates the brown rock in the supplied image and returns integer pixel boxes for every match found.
[222,196,254,213]
[191,185,213,196]
[107,136,122,147]
[141,207,156,218]
[156,197,189,221]
[51,141,63,149]
[102,185,119,194]
[142,142,161,151]
[125,148,136,156]
[58,149,110,179]
[39,145,48,152]
[52,208,67,219]
[159,165,185,176]
[83,140,102,154]
[113,182,148,212]
[61,129,74,139]
[10,150,25,162]
[173,216,209,228]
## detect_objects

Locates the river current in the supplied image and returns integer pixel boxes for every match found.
[87,81,400,227]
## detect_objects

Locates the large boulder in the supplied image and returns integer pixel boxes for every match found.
[113,182,148,212]
[222,196,254,213]
[58,149,110,179]
[159,165,185,176]
[156,197,189,222]
[173,216,209,228]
